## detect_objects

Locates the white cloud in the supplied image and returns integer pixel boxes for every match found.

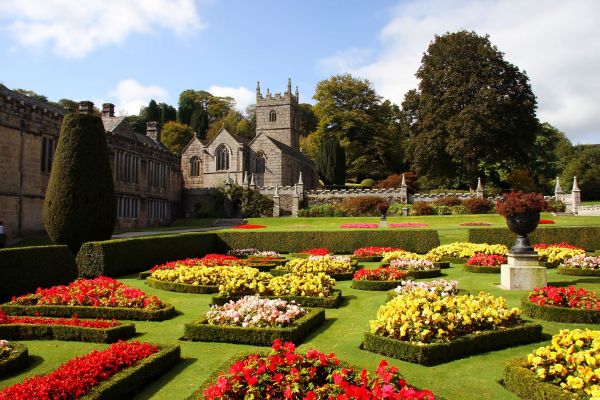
[107,79,169,116]
[0,0,204,58]
[208,85,255,114]
[321,0,600,144]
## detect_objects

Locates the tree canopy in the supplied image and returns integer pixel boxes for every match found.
[403,30,539,189]
[561,145,600,200]
[161,121,195,155]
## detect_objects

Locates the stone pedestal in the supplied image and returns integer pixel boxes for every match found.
[379,220,388,228]
[272,196,280,217]
[500,252,546,290]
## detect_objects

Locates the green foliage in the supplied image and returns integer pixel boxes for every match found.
[178,89,235,131]
[125,115,147,134]
[521,297,600,323]
[530,122,573,191]
[463,264,501,274]
[296,103,319,137]
[463,197,494,214]
[158,102,177,125]
[434,196,463,207]
[76,232,217,277]
[297,204,344,217]
[0,343,29,378]
[450,205,470,215]
[0,245,78,302]
[544,198,566,212]
[183,308,325,346]
[0,322,136,343]
[0,303,176,322]
[404,31,539,188]
[193,189,226,218]
[557,267,600,277]
[433,205,452,215]
[502,358,575,400]
[468,227,600,251]
[410,202,435,216]
[160,121,195,154]
[223,185,274,218]
[339,196,385,216]
[360,179,375,187]
[561,145,600,200]
[387,202,408,216]
[363,322,543,366]
[190,106,209,139]
[44,113,116,253]
[316,135,346,185]
[143,99,161,123]
[211,291,343,309]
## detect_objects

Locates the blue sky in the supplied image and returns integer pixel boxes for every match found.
[0,0,598,144]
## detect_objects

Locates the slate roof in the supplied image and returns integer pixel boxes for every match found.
[101,116,169,152]
[265,136,315,166]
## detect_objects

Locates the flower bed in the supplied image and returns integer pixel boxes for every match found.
[0,311,135,343]
[1,277,175,321]
[211,289,343,309]
[390,223,429,227]
[364,289,542,365]
[464,253,507,273]
[351,268,409,291]
[352,246,404,262]
[184,296,325,346]
[0,341,29,378]
[388,279,461,301]
[388,259,442,279]
[340,223,379,228]
[288,247,332,258]
[428,242,508,261]
[503,329,600,400]
[0,341,180,400]
[232,224,267,229]
[189,340,436,399]
[558,255,600,276]
[533,242,586,268]
[538,219,555,224]
[522,286,600,323]
[139,254,253,278]
[459,222,492,226]
[273,255,356,280]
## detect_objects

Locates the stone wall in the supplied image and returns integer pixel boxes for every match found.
[577,205,600,216]
[255,81,299,149]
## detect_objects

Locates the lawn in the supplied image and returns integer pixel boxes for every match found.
[2,256,600,399]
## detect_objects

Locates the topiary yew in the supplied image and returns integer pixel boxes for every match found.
[44,113,116,254]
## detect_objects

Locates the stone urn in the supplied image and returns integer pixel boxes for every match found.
[377,202,389,221]
[506,212,540,254]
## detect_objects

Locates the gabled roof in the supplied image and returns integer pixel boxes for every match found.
[180,135,207,155]
[253,131,315,167]
[101,116,169,152]
[204,126,249,147]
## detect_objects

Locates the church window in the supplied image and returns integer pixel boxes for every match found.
[41,136,56,174]
[255,153,266,174]
[269,110,277,122]
[216,144,230,171]
[190,156,200,176]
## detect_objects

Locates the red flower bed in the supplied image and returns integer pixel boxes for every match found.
[233,224,267,229]
[302,247,332,256]
[353,247,405,257]
[354,268,408,281]
[340,223,379,229]
[389,223,428,228]
[466,254,507,267]
[459,222,492,226]
[533,242,583,251]
[10,277,164,310]
[0,341,158,400]
[0,310,119,328]
[149,254,245,273]
[203,339,436,399]
[529,286,600,310]
[538,219,555,224]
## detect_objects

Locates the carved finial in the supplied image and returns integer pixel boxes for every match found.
[250,173,255,186]
[266,88,271,97]
[295,85,299,100]
[298,171,304,185]
[287,78,292,93]
[554,176,562,194]
[274,185,279,196]
[476,177,483,192]
[243,171,249,186]
[401,173,406,187]
[256,81,261,98]
[572,176,580,192]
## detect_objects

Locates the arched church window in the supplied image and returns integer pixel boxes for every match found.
[215,144,230,171]
[190,156,200,176]
[255,152,266,174]
[269,110,277,122]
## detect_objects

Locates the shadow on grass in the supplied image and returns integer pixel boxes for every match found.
[304,317,338,342]
[339,294,357,307]
[133,357,198,400]
[3,355,45,379]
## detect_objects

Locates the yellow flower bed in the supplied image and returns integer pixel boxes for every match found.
[370,289,521,344]
[267,273,336,297]
[527,329,600,399]
[151,265,270,294]
[382,251,439,264]
[537,247,586,264]
[427,242,508,259]
[279,255,353,275]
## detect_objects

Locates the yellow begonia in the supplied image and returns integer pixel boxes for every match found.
[526,329,600,397]
[536,247,586,263]
[278,255,353,275]
[382,251,440,263]
[426,242,508,259]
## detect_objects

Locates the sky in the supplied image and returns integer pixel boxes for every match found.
[0,0,598,144]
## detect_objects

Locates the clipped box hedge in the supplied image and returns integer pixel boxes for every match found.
[405,268,442,279]
[184,307,325,346]
[145,277,219,294]
[0,245,78,302]
[351,279,403,291]
[0,322,136,343]
[463,264,501,273]
[0,303,176,321]
[78,344,180,400]
[211,289,343,309]
[502,358,575,400]
[352,255,383,263]
[557,267,600,277]
[0,343,29,378]
[76,232,217,277]
[521,297,600,324]
[440,256,469,264]
[363,321,543,366]
[468,226,600,251]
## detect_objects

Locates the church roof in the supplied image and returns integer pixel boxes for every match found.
[265,136,315,167]
[205,126,249,147]
[101,116,169,152]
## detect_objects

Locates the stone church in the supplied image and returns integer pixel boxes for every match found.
[181,79,318,192]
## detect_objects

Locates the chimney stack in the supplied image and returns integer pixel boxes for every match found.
[146,121,160,143]
[78,101,94,115]
[101,103,115,118]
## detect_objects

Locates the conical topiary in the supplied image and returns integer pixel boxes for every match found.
[44,113,116,253]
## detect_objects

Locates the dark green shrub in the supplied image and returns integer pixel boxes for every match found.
[433,196,463,206]
[463,197,494,214]
[298,204,343,217]
[193,189,225,218]
[44,113,116,253]
[387,202,406,216]
[433,205,452,215]
[0,245,78,302]
[503,358,576,400]
[339,196,385,216]
[316,135,346,185]
[360,178,375,187]
[410,202,434,216]
[544,198,566,212]
[0,343,29,378]
[451,205,469,215]
[224,185,274,217]
[0,303,176,321]
[0,323,136,343]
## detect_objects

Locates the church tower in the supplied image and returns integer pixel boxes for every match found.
[255,78,299,149]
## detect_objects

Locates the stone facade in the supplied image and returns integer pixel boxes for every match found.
[0,84,182,239]
[181,79,318,216]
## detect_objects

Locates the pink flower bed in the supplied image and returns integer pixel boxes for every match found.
[340,223,379,229]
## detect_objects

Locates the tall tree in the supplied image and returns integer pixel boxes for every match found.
[530,122,573,191]
[177,90,235,127]
[316,135,346,185]
[161,121,195,154]
[190,104,209,139]
[158,102,177,125]
[144,99,161,123]
[313,74,402,182]
[404,31,539,189]
[296,103,318,137]
[561,145,600,200]
[44,113,116,253]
